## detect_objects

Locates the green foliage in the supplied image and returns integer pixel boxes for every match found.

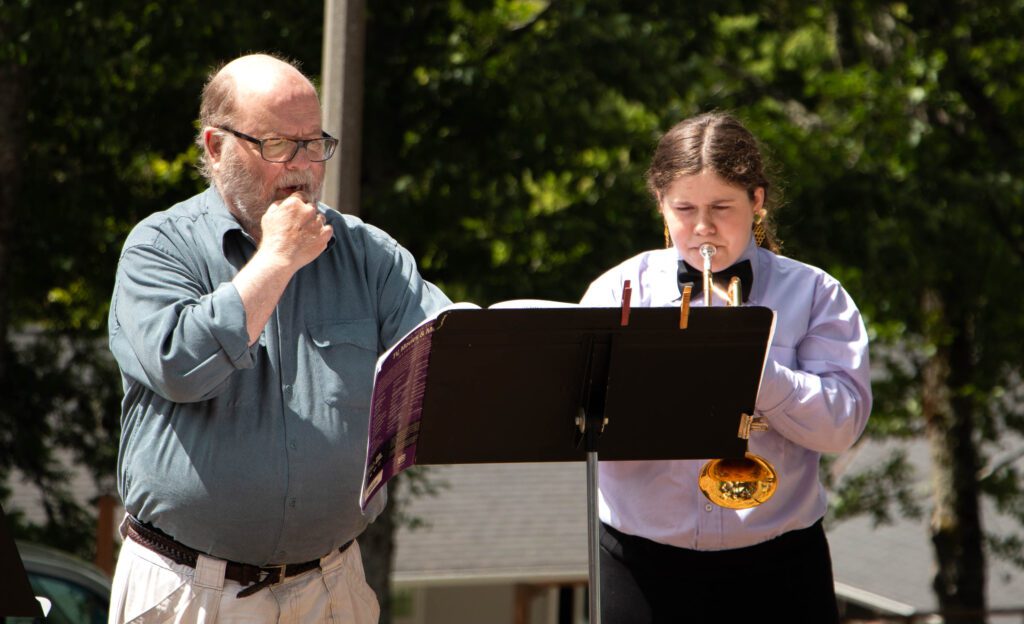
[4,0,1024,588]
[1,0,326,559]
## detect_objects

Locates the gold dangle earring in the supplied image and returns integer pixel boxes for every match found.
[753,209,767,247]
[664,223,672,248]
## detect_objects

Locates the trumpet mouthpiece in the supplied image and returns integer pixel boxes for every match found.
[699,244,717,259]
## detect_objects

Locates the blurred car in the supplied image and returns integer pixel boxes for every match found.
[5,542,110,624]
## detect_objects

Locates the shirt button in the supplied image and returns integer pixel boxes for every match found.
[705,504,713,512]
[289,439,297,450]
[289,498,297,508]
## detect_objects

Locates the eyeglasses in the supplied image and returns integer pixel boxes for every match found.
[216,126,339,163]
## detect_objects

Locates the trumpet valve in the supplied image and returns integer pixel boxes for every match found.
[727,276,742,306]
[737,413,768,440]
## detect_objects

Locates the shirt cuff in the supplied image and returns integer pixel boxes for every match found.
[755,359,796,417]
[207,282,257,369]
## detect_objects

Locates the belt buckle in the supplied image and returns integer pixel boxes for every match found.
[237,563,288,599]
[261,563,288,585]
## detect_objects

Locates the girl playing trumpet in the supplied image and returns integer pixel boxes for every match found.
[582,112,872,623]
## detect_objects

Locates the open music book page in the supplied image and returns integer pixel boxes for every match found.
[360,299,576,509]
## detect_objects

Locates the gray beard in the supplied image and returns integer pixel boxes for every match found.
[216,148,323,242]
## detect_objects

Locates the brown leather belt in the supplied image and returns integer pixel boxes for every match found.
[124,515,353,598]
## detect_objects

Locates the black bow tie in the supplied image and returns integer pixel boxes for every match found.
[677,259,753,302]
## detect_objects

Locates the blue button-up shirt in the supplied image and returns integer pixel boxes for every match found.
[582,239,871,550]
[108,187,450,565]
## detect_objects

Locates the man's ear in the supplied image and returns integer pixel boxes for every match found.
[204,128,224,164]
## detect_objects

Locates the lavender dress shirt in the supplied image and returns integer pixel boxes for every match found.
[581,239,871,550]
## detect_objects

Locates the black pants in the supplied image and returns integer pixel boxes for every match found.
[600,520,840,623]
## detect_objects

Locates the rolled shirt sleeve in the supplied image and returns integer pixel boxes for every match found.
[110,241,255,403]
[754,270,872,454]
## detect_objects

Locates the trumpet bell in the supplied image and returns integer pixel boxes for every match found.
[698,453,778,509]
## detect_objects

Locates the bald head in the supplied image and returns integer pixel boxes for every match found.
[217,54,316,102]
[195,54,322,182]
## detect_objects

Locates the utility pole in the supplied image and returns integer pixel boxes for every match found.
[323,6,394,618]
[321,0,366,215]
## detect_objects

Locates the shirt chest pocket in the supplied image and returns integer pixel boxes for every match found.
[307,319,380,409]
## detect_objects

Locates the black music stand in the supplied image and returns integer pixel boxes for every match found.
[0,505,43,618]
[362,305,775,623]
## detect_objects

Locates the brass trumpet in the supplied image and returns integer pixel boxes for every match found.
[694,244,778,509]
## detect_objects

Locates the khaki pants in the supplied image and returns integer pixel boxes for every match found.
[108,533,379,623]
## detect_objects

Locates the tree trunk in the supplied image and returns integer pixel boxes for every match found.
[360,474,398,624]
[921,290,986,623]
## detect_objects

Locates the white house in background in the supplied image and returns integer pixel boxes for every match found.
[391,441,1024,624]
[392,463,589,624]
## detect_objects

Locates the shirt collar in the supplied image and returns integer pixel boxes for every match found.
[203,186,336,256]
[201,187,248,251]
[743,237,766,303]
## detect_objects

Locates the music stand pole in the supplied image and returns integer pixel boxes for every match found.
[586,445,601,623]
[577,328,610,624]
[581,405,605,624]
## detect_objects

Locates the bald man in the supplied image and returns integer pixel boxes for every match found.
[106,54,450,622]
